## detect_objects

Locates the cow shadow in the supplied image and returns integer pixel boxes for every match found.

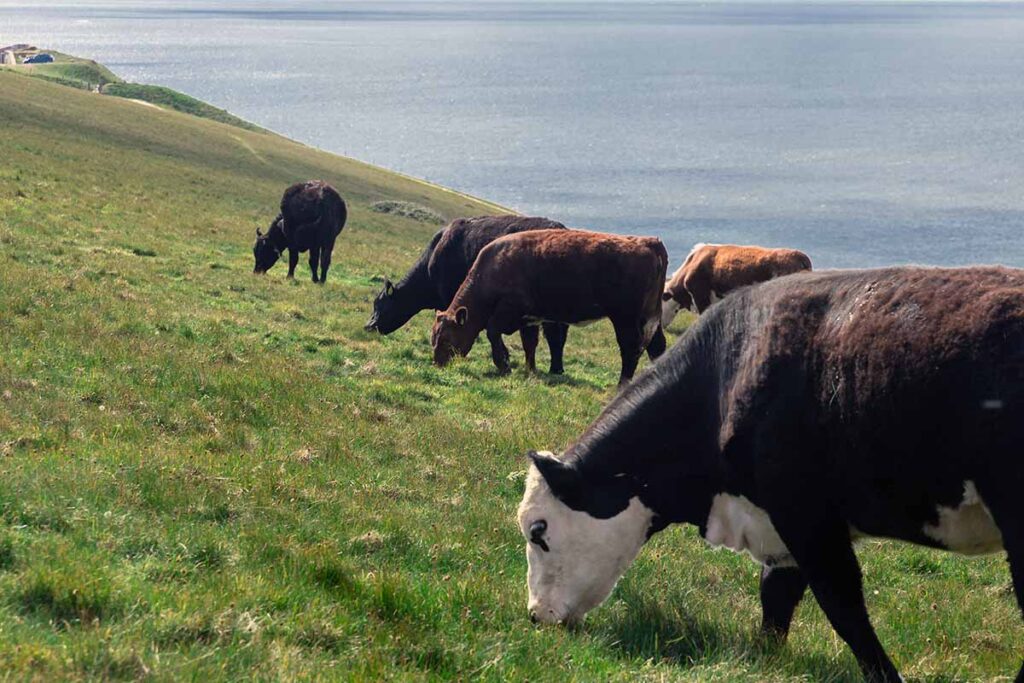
[536,372,602,390]
[598,584,866,681]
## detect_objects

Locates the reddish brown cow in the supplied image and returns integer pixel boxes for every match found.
[431,230,668,386]
[662,243,811,326]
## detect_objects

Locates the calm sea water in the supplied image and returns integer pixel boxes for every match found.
[3,1,1024,268]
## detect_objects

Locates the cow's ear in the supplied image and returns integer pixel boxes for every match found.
[528,451,581,501]
[385,279,395,296]
[454,307,468,326]
[256,227,263,237]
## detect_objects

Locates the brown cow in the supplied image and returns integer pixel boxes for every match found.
[431,229,668,386]
[662,243,812,326]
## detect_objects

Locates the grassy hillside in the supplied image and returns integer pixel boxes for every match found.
[5,51,258,130]
[0,70,1020,682]
[8,51,122,90]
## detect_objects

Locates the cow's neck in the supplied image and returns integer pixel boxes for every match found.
[565,322,726,529]
[394,230,447,313]
[450,283,496,350]
[268,220,289,250]
[394,261,444,315]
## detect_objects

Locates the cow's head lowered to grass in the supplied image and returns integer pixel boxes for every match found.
[364,279,398,333]
[517,451,656,625]
[430,307,476,367]
[253,216,285,274]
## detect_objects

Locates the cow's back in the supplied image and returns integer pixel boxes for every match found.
[472,229,668,322]
[427,215,566,305]
[718,267,1024,494]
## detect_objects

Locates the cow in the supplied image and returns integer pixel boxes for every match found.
[662,243,812,327]
[365,215,571,375]
[253,180,347,284]
[431,229,669,386]
[516,266,1024,682]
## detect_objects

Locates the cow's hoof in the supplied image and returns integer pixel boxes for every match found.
[549,366,564,375]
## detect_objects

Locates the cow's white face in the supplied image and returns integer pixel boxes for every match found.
[517,456,654,625]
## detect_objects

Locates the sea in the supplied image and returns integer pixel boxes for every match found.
[3,0,1023,268]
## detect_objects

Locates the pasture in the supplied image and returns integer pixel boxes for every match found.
[0,70,1020,681]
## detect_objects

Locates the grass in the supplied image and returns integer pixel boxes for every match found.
[0,68,1021,682]
[102,83,263,132]
[7,51,122,91]
[4,49,258,130]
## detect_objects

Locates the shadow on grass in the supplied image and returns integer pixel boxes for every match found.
[599,583,858,681]
[536,371,604,390]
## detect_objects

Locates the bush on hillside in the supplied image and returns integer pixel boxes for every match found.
[369,200,445,225]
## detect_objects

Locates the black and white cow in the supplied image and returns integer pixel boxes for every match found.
[517,266,1024,682]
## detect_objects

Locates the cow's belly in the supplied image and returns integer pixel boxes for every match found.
[523,315,603,328]
[704,482,1004,569]
[703,494,796,567]
[921,481,1003,555]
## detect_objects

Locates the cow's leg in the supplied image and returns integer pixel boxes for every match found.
[542,323,568,375]
[759,564,807,641]
[318,244,333,285]
[611,319,644,386]
[486,323,511,374]
[519,325,540,372]
[646,324,667,361]
[287,248,299,279]
[971,485,1024,682]
[308,246,321,283]
[770,510,901,682]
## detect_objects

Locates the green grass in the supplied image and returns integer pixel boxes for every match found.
[0,70,1021,681]
[5,49,258,130]
[102,83,263,132]
[8,51,121,91]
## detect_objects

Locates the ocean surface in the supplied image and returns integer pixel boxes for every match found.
[3,0,1024,268]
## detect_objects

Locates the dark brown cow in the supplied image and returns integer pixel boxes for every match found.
[431,229,668,386]
[662,243,811,326]
[253,180,347,283]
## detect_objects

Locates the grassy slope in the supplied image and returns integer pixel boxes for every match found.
[6,51,259,130]
[0,71,1020,682]
[10,51,122,90]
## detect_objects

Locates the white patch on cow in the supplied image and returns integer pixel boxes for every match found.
[517,458,654,625]
[923,481,1003,555]
[661,297,682,328]
[703,494,796,567]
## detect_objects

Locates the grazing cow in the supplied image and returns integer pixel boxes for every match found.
[431,229,668,386]
[662,243,812,326]
[517,267,1024,682]
[253,180,347,283]
[365,215,571,374]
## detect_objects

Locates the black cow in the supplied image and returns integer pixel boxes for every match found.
[254,180,347,283]
[517,266,1024,682]
[365,215,571,374]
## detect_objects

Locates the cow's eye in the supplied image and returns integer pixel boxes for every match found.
[529,520,549,552]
